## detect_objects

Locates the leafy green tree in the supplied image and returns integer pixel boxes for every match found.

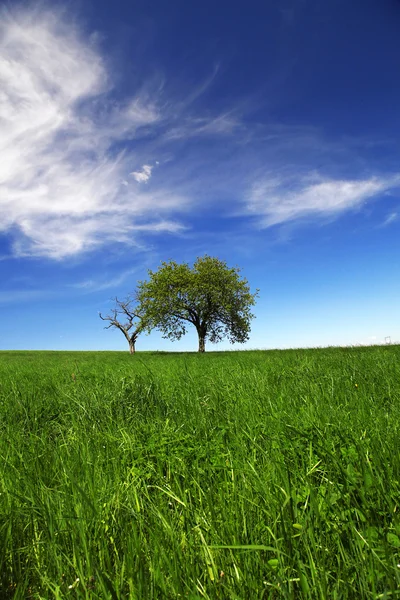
[137,255,258,352]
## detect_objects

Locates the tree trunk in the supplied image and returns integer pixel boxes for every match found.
[198,334,206,353]
[129,339,136,354]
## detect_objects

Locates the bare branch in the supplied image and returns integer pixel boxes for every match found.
[99,296,146,353]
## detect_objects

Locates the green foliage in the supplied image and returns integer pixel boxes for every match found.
[0,346,400,598]
[137,255,258,350]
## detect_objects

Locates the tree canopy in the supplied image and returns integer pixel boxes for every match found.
[137,255,258,352]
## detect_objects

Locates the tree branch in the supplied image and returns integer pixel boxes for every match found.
[99,296,145,352]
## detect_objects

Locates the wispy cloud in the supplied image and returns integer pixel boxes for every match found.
[381,212,398,227]
[164,113,241,140]
[72,267,142,293]
[246,174,400,226]
[0,289,56,304]
[0,6,186,259]
[0,266,148,304]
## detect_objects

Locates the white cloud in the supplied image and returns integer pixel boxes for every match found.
[130,164,153,183]
[0,7,182,259]
[247,174,400,226]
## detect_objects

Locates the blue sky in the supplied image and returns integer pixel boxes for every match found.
[1,0,400,351]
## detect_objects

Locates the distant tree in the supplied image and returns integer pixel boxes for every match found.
[137,255,258,352]
[99,296,146,354]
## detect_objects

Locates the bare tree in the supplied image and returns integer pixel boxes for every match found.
[99,296,146,354]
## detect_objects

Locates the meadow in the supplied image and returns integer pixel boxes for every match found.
[0,346,399,599]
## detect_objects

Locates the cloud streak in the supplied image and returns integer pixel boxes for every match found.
[381,212,398,227]
[72,267,143,292]
[247,174,400,226]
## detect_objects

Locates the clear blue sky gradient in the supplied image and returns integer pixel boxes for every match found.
[1,0,399,351]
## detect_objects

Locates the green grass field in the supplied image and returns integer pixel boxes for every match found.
[0,347,399,599]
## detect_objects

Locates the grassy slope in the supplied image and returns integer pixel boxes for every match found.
[0,347,399,599]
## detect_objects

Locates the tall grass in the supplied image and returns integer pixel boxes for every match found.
[0,347,399,598]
